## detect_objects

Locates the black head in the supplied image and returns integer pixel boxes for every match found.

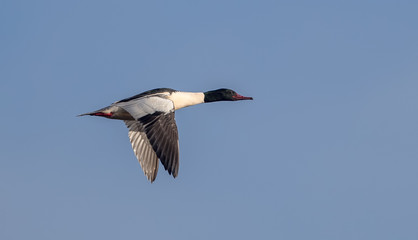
[204,88,253,103]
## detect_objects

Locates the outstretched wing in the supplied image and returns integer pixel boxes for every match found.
[139,112,180,178]
[124,120,159,182]
[119,95,180,180]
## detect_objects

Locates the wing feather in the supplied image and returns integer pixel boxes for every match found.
[121,96,179,181]
[124,120,159,182]
[139,112,180,177]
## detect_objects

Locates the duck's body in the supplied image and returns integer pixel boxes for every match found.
[80,88,252,182]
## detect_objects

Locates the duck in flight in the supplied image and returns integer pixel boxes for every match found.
[79,88,253,182]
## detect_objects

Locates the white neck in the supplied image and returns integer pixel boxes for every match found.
[168,92,205,110]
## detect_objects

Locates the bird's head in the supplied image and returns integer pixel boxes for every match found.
[204,88,253,103]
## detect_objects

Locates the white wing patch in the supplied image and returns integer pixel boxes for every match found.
[124,120,159,182]
[115,95,175,120]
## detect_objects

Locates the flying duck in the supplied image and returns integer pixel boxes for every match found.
[79,88,253,182]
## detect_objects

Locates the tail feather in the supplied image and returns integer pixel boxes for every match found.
[78,106,111,117]
[77,110,100,117]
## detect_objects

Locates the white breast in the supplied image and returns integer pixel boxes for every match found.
[168,92,205,110]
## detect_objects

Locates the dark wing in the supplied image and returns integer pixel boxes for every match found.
[124,120,159,182]
[139,112,180,178]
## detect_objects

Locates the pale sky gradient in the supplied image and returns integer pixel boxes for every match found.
[1,1,418,239]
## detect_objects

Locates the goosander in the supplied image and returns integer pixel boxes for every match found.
[79,88,253,182]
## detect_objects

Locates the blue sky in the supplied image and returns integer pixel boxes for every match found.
[1,1,418,239]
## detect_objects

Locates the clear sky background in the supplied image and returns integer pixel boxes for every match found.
[1,1,418,239]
